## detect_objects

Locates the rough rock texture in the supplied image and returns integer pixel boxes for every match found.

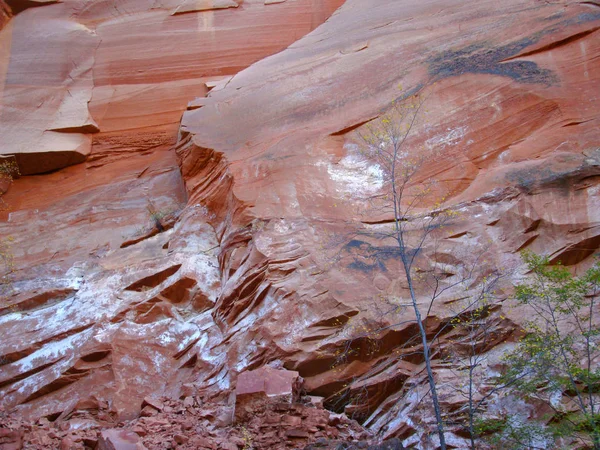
[0,0,343,425]
[0,0,344,174]
[1,0,600,448]
[0,375,370,449]
[175,0,600,444]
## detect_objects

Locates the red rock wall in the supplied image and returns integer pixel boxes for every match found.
[178,0,600,443]
[0,0,343,422]
[1,0,600,446]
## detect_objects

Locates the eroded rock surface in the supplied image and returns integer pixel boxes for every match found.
[0,371,369,449]
[175,0,600,444]
[1,0,600,447]
[0,0,344,174]
[0,0,343,427]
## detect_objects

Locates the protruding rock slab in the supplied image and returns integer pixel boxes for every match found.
[235,367,302,421]
[237,366,301,399]
[0,10,98,174]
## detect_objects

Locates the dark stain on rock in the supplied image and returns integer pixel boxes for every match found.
[506,151,600,195]
[574,11,600,25]
[428,12,600,85]
[343,239,419,273]
[428,38,557,85]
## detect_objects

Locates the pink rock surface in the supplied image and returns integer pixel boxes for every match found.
[236,366,300,398]
[176,0,600,441]
[98,429,143,450]
[0,0,344,174]
[0,0,599,446]
[0,5,98,174]
[0,0,342,424]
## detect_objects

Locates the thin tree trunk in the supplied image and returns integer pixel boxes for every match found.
[402,254,447,449]
[468,360,476,450]
[385,97,446,449]
[390,172,446,449]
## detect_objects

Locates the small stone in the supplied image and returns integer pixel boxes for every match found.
[143,417,169,426]
[142,397,164,411]
[181,420,194,431]
[83,437,99,448]
[219,443,238,450]
[229,436,245,446]
[263,414,280,424]
[140,406,159,417]
[98,429,142,450]
[328,413,343,426]
[285,429,309,438]
[60,436,76,450]
[180,384,195,398]
[306,396,324,408]
[174,434,188,445]
[273,402,291,412]
[282,415,301,427]
[131,426,147,437]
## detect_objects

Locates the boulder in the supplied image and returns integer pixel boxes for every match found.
[235,367,302,422]
[98,429,145,450]
[0,428,22,450]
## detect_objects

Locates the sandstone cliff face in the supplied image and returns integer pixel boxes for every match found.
[1,0,600,447]
[0,0,343,421]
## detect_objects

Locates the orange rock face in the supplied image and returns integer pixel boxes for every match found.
[1,0,600,446]
[0,0,343,423]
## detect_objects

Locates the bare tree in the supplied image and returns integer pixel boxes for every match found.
[441,269,507,449]
[314,92,515,448]
[321,238,512,447]
[354,93,454,449]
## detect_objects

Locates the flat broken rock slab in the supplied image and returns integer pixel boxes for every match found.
[98,429,144,450]
[236,366,302,398]
[235,366,303,422]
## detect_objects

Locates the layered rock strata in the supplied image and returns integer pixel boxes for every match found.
[0,0,344,424]
[176,0,600,444]
[0,0,599,447]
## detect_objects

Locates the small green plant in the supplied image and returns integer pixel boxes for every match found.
[476,415,556,449]
[147,201,168,232]
[141,200,184,234]
[0,236,15,292]
[501,251,600,449]
[241,426,254,450]
[0,159,18,295]
[0,158,19,211]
